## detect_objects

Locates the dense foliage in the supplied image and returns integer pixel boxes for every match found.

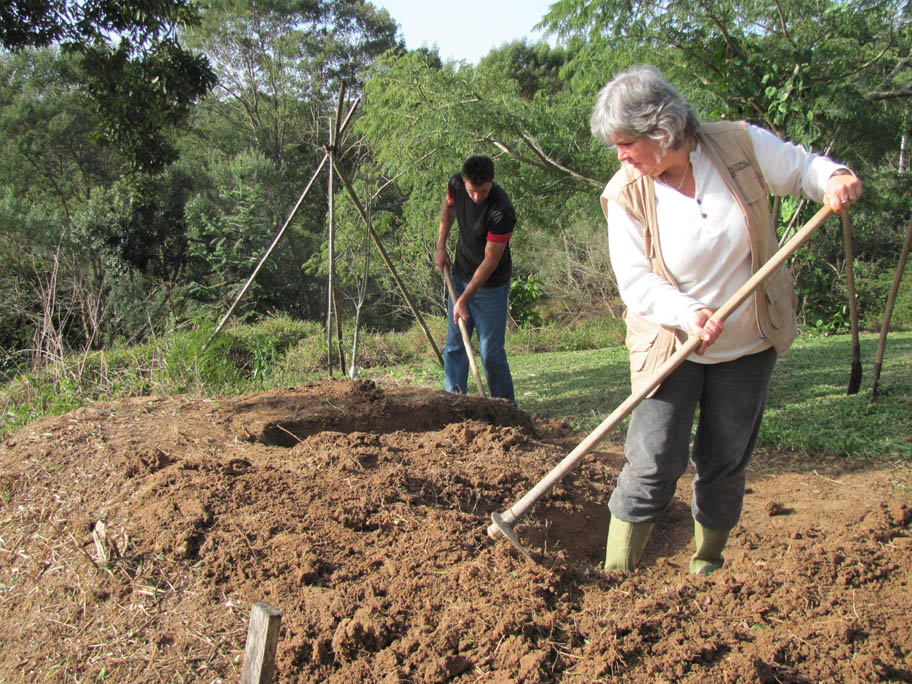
[1,0,216,172]
[0,0,910,382]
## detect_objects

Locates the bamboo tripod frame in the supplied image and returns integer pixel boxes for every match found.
[208,90,443,369]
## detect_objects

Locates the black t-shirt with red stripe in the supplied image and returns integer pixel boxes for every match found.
[446,173,515,287]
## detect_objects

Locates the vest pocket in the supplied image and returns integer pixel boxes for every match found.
[736,171,767,207]
[624,310,680,394]
[759,265,799,355]
[763,265,798,330]
[624,309,659,370]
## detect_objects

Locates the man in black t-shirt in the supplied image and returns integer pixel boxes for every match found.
[435,155,516,405]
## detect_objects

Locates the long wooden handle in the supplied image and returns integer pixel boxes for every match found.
[443,266,486,397]
[872,218,912,397]
[488,205,834,537]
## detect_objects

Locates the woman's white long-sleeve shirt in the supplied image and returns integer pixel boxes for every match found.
[605,124,846,364]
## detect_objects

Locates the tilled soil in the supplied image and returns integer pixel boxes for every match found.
[1,378,910,683]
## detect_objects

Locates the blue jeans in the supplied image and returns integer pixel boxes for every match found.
[445,273,515,405]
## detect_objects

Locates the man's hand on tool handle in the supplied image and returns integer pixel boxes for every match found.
[435,245,451,272]
[686,308,723,356]
[452,297,470,325]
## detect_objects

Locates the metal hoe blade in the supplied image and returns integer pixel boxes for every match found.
[490,512,536,564]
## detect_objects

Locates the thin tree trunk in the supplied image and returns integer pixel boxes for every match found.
[349,173,373,378]
[900,104,908,172]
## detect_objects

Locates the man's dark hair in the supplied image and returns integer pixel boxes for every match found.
[461,155,495,185]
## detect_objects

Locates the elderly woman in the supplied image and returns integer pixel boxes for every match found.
[591,65,861,574]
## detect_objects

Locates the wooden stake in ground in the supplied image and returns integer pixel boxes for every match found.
[872,219,912,398]
[842,211,862,394]
[240,602,282,684]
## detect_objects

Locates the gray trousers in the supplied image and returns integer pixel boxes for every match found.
[609,346,778,531]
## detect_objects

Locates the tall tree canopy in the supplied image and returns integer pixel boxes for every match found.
[183,0,400,164]
[1,0,216,171]
[541,0,911,158]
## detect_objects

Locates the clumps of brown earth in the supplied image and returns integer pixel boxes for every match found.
[1,378,910,683]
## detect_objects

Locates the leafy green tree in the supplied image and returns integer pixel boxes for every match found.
[542,0,911,167]
[358,44,619,315]
[0,49,118,221]
[0,49,121,368]
[540,0,912,326]
[0,188,67,372]
[1,0,216,172]
[477,39,570,99]
[183,148,327,318]
[72,170,195,282]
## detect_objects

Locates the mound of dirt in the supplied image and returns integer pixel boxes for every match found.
[1,379,910,683]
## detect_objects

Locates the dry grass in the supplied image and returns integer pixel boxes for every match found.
[0,447,245,683]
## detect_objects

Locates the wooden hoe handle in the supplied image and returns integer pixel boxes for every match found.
[488,205,834,540]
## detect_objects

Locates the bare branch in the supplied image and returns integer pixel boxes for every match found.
[484,135,602,188]
[772,0,795,47]
[866,50,912,100]
[867,86,912,101]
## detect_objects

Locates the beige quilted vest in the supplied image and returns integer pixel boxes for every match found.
[600,121,798,394]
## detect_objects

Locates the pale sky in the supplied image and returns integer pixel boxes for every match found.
[373,0,558,64]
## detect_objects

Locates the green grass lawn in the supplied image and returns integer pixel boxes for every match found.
[761,333,912,458]
[373,331,912,460]
[4,320,910,461]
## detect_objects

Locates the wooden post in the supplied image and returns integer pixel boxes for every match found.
[240,602,282,684]
[443,265,486,396]
[872,219,912,398]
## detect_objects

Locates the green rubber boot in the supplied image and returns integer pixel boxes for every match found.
[604,517,654,572]
[690,521,730,575]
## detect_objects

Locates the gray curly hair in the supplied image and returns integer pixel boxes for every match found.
[590,65,700,151]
